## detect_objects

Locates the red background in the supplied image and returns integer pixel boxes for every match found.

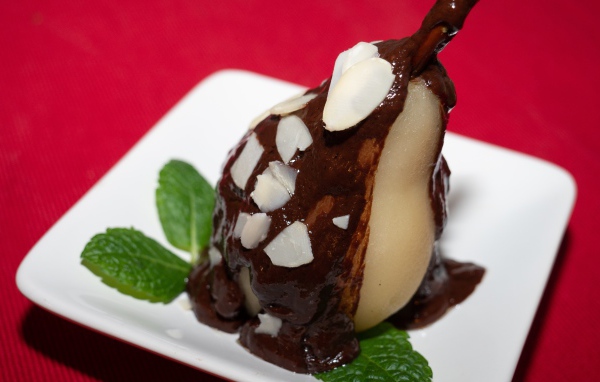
[2,0,599,380]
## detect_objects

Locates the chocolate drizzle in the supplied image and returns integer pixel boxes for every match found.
[187,0,484,374]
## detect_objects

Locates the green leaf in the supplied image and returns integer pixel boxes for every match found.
[314,323,433,382]
[156,159,215,263]
[81,228,191,303]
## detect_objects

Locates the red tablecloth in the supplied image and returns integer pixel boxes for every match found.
[2,1,599,381]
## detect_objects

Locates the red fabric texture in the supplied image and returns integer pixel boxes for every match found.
[2,0,599,380]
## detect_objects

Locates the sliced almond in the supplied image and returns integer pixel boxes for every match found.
[329,42,379,95]
[177,296,192,311]
[332,215,350,229]
[240,213,271,249]
[264,221,313,267]
[255,313,282,337]
[165,329,183,339]
[270,93,317,116]
[342,42,379,73]
[251,169,291,212]
[231,133,264,190]
[329,50,350,97]
[268,161,297,195]
[234,212,250,238]
[323,57,395,131]
[208,246,223,267]
[276,115,313,164]
[248,109,271,130]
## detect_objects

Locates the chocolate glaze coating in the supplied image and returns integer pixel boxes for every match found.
[187,0,484,373]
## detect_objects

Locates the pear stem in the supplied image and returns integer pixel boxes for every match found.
[410,0,479,75]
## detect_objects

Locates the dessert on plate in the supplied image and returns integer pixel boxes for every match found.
[187,0,484,373]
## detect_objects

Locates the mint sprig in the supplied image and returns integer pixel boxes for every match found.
[156,159,215,263]
[314,322,432,382]
[81,160,215,303]
[81,228,191,303]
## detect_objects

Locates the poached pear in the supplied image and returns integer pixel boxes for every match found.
[187,0,484,373]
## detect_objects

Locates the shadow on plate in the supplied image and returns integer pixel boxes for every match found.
[511,229,572,382]
[20,305,225,382]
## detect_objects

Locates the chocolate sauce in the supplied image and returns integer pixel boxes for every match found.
[187,0,483,374]
[389,245,485,330]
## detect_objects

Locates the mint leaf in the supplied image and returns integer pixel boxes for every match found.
[81,228,191,303]
[156,160,215,263]
[314,323,432,382]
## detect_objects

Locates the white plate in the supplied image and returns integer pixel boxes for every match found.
[17,70,576,382]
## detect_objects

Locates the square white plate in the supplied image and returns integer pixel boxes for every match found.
[17,70,576,382]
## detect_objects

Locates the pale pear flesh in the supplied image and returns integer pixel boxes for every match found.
[238,267,261,316]
[353,79,443,332]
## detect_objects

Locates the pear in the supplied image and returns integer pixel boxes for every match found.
[188,0,482,373]
[234,79,443,332]
[353,79,443,331]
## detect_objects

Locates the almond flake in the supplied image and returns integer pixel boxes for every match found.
[248,109,271,130]
[264,221,313,267]
[323,57,394,131]
[231,133,264,190]
[251,169,291,212]
[165,329,183,339]
[268,161,297,195]
[270,93,317,116]
[234,212,250,238]
[255,313,282,337]
[177,297,192,311]
[329,42,379,95]
[329,50,349,98]
[332,215,350,229]
[343,42,379,72]
[251,161,298,212]
[208,246,223,267]
[240,213,271,249]
[276,115,313,164]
